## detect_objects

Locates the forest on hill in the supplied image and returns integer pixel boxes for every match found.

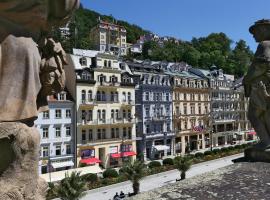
[54,7,253,78]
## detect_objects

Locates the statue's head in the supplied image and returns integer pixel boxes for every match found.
[249,19,270,42]
[0,0,80,41]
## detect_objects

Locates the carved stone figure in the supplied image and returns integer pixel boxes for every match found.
[243,19,270,162]
[0,0,79,199]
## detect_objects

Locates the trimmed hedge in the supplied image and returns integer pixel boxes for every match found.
[148,161,162,169]
[103,168,119,178]
[82,173,98,183]
[163,158,174,166]
[204,151,213,156]
[212,149,221,154]
[195,152,204,158]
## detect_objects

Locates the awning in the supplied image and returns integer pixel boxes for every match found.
[111,151,137,158]
[123,151,136,157]
[80,158,101,165]
[111,153,121,158]
[154,145,170,151]
[51,161,74,169]
[248,131,256,135]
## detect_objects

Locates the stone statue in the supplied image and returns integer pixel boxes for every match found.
[0,0,79,199]
[243,19,270,162]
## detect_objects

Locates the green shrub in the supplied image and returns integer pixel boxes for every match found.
[163,158,174,166]
[204,151,213,156]
[234,145,241,149]
[82,173,98,183]
[148,161,162,169]
[220,147,229,152]
[186,154,195,160]
[227,146,234,151]
[103,168,119,178]
[195,152,204,158]
[79,162,87,167]
[212,149,221,154]
[241,144,248,149]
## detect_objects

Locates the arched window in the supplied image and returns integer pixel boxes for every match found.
[97,110,101,119]
[88,90,92,101]
[81,90,86,102]
[111,110,115,119]
[102,110,106,120]
[127,92,131,102]
[122,92,126,102]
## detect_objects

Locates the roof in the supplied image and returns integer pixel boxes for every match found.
[73,49,99,57]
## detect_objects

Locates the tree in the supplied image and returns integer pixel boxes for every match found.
[121,160,145,195]
[174,157,192,180]
[56,171,86,200]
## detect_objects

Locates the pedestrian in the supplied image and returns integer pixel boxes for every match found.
[119,191,125,198]
[113,192,119,200]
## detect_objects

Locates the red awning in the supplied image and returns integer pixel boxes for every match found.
[248,131,256,135]
[80,158,101,165]
[123,151,137,157]
[111,153,121,158]
[111,151,137,158]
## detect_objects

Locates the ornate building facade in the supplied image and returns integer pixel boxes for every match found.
[66,51,136,169]
[127,61,174,160]
[167,63,211,154]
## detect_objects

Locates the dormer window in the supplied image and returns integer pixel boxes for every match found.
[79,57,87,66]
[59,92,66,101]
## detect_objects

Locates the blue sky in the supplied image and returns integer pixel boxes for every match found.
[81,0,270,52]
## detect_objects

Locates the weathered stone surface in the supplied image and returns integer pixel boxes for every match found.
[130,163,270,200]
[245,147,270,162]
[0,123,47,200]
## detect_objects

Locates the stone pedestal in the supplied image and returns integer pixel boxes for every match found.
[244,147,270,162]
[0,122,47,200]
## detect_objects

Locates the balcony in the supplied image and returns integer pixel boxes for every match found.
[78,118,135,127]
[97,81,120,88]
[121,100,135,106]
[80,100,97,108]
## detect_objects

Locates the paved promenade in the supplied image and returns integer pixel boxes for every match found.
[80,153,243,200]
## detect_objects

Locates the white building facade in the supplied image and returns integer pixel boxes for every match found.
[36,92,75,174]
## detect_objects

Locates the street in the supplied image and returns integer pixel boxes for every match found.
[81,153,243,200]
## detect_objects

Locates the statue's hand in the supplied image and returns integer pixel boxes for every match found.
[259,81,270,98]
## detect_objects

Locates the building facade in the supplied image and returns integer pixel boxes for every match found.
[128,61,174,161]
[90,20,127,56]
[191,66,252,147]
[66,51,137,169]
[167,63,211,155]
[36,92,75,174]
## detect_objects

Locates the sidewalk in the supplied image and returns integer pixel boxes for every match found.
[79,153,243,200]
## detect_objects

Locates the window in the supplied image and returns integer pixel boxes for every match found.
[55,145,61,156]
[123,110,126,118]
[123,127,127,138]
[88,110,93,121]
[66,109,71,118]
[104,60,107,67]
[111,128,115,138]
[111,110,115,119]
[88,90,92,101]
[191,106,195,114]
[128,92,131,101]
[79,57,87,66]
[97,129,101,140]
[55,109,62,118]
[59,92,66,100]
[42,146,49,157]
[102,129,106,139]
[43,111,49,119]
[89,129,93,141]
[145,92,149,101]
[108,61,112,67]
[82,130,86,141]
[145,107,150,117]
[81,90,86,102]
[116,128,120,138]
[184,105,187,115]
[146,124,150,134]
[55,127,61,137]
[66,126,71,137]
[166,93,169,101]
[183,93,187,100]
[121,144,132,152]
[66,144,71,154]
[122,92,126,102]
[102,110,106,120]
[42,127,49,138]
[102,91,106,101]
[82,110,86,121]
